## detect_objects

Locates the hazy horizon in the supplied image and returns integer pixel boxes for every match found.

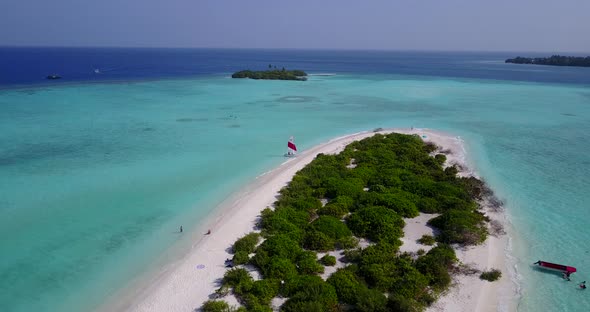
[2,45,589,55]
[1,0,589,53]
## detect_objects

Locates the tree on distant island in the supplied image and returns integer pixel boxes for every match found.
[232,68,308,81]
[505,55,590,67]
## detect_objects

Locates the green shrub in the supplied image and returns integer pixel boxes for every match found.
[428,209,487,245]
[202,300,240,312]
[416,197,441,213]
[480,269,502,281]
[254,234,302,261]
[417,234,436,246]
[232,250,250,265]
[319,196,354,218]
[223,268,253,288]
[320,254,337,266]
[415,244,457,290]
[303,230,335,251]
[248,279,280,305]
[347,206,404,245]
[281,280,338,312]
[309,215,352,240]
[281,275,325,297]
[336,236,359,249]
[259,207,306,239]
[387,294,420,312]
[357,192,419,218]
[327,269,362,304]
[233,232,260,254]
[266,258,298,280]
[297,251,324,275]
[317,204,348,218]
[434,154,447,165]
[325,177,365,199]
[355,287,388,312]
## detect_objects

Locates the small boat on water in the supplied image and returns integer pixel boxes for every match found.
[46,74,61,80]
[534,260,577,274]
[284,136,297,157]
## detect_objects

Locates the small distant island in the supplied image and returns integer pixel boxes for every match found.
[505,55,590,67]
[232,64,308,81]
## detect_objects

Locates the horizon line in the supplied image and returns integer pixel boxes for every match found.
[1,45,589,55]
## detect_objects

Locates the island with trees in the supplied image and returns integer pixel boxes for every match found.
[202,133,499,312]
[505,55,590,67]
[232,64,308,81]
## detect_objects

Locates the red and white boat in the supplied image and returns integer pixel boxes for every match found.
[534,260,577,274]
[285,136,297,157]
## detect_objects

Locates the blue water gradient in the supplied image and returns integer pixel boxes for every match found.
[0,49,589,312]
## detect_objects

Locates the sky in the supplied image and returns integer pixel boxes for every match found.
[0,0,589,52]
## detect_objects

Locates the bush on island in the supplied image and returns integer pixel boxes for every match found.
[387,294,420,312]
[258,208,305,240]
[281,275,325,297]
[248,279,280,306]
[355,287,388,312]
[320,254,337,266]
[415,244,457,290]
[303,230,335,251]
[254,234,302,261]
[428,209,487,245]
[297,251,324,275]
[325,177,365,199]
[318,195,354,218]
[417,234,436,246]
[281,280,338,312]
[434,153,447,165]
[233,232,260,254]
[222,268,253,295]
[336,236,359,249]
[202,300,244,312]
[346,206,404,245]
[480,269,502,281]
[266,257,299,280]
[232,250,250,265]
[309,215,352,240]
[327,268,363,304]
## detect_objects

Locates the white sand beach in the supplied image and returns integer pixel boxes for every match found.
[107,129,513,312]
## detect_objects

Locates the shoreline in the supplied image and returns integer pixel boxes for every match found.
[102,129,516,312]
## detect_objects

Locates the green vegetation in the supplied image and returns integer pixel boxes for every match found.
[202,300,245,312]
[231,67,308,80]
[320,254,337,266]
[233,232,260,254]
[205,133,491,311]
[505,55,590,67]
[417,234,436,246]
[480,269,502,281]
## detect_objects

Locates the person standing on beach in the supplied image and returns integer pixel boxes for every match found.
[180,226,183,233]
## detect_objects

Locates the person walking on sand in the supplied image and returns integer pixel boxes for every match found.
[206,229,211,235]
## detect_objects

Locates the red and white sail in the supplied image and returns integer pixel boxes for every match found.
[287,136,297,154]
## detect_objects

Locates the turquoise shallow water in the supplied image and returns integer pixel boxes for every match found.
[1,73,589,311]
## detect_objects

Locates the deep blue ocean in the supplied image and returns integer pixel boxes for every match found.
[2,47,590,87]
[1,48,589,312]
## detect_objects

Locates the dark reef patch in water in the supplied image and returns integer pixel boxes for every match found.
[561,113,576,117]
[276,96,318,103]
[176,118,208,122]
[228,124,241,128]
